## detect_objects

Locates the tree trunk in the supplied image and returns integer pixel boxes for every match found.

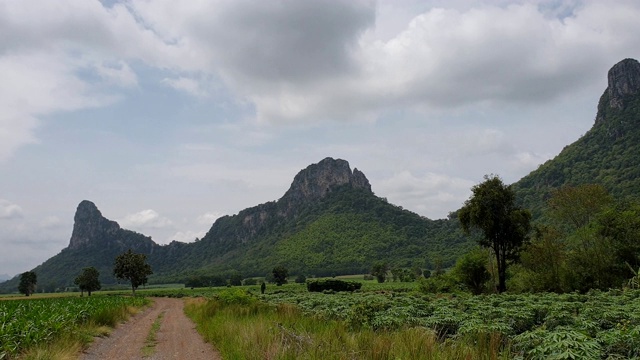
[497,248,507,293]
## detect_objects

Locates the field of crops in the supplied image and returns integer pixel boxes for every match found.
[258,288,640,359]
[0,295,148,359]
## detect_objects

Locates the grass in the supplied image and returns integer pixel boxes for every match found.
[1,295,148,360]
[142,312,164,357]
[184,294,509,360]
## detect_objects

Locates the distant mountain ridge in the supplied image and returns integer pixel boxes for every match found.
[3,58,640,293]
[0,157,469,292]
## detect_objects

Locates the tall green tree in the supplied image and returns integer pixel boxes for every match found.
[272,266,289,286]
[370,262,389,283]
[18,271,37,296]
[459,175,531,293]
[113,249,153,295]
[74,267,101,296]
[548,184,612,231]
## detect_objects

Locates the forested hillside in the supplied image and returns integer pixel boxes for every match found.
[513,58,640,218]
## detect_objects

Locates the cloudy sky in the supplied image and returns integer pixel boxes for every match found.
[1,0,639,278]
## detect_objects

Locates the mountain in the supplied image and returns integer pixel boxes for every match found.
[513,58,640,217]
[0,158,470,292]
[5,58,640,293]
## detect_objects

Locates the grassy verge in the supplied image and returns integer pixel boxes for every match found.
[184,292,508,360]
[142,312,164,357]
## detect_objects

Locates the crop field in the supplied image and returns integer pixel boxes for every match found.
[181,283,640,359]
[0,295,148,359]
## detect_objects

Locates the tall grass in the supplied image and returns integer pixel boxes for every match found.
[184,290,509,360]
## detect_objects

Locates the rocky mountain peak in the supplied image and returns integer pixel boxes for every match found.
[607,58,640,107]
[69,200,121,249]
[597,58,640,124]
[281,157,372,204]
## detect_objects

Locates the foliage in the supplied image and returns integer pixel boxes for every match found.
[74,267,101,296]
[113,249,153,295]
[306,279,362,292]
[418,273,459,294]
[272,266,289,286]
[243,277,258,286]
[513,185,640,293]
[18,271,37,296]
[229,272,243,286]
[452,248,490,294]
[548,184,613,231]
[513,92,640,219]
[0,295,147,359]
[216,288,256,305]
[370,262,389,283]
[459,175,531,292]
[294,274,307,284]
[258,284,640,359]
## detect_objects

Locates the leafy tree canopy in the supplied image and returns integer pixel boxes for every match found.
[272,266,289,286]
[459,175,531,293]
[74,267,101,296]
[113,249,153,295]
[18,271,37,296]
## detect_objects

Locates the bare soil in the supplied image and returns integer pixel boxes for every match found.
[81,297,221,360]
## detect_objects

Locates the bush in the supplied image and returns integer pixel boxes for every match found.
[295,274,306,284]
[306,279,362,292]
[418,273,459,294]
[243,278,258,285]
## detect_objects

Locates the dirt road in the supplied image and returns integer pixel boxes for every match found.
[81,297,221,360]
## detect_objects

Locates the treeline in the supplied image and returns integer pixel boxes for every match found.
[421,183,640,294]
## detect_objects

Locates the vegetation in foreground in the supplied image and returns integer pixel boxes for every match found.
[0,295,148,359]
[185,286,640,359]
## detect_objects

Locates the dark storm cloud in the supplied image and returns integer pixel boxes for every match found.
[190,0,376,84]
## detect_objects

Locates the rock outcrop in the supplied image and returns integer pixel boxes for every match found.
[597,58,640,123]
[68,200,121,249]
[281,157,372,204]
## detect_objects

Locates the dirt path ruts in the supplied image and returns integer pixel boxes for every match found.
[81,297,220,360]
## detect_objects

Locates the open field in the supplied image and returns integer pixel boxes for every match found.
[4,280,640,359]
[183,284,640,359]
[0,295,148,359]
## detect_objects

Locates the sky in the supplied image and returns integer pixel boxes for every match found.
[1,0,640,278]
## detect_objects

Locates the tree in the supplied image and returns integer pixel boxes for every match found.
[74,267,101,296]
[459,175,531,293]
[453,248,490,295]
[229,272,243,286]
[18,271,37,296]
[370,262,388,283]
[272,266,289,286]
[548,184,612,231]
[113,249,153,295]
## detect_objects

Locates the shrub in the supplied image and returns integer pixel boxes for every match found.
[306,279,362,292]
[243,278,258,285]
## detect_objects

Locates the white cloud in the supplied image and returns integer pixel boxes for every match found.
[377,171,475,219]
[39,216,63,229]
[120,209,173,229]
[95,61,138,87]
[0,199,23,219]
[162,76,209,98]
[169,230,207,243]
[121,0,640,125]
[197,212,223,225]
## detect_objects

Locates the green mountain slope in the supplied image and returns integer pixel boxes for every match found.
[0,159,472,292]
[513,58,640,218]
[5,58,640,293]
